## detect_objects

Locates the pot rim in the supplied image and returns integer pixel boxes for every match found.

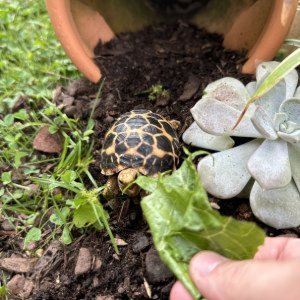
[45,0,298,83]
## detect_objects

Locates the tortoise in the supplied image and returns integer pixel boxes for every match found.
[100,109,180,198]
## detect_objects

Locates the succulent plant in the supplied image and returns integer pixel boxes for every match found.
[183,61,300,229]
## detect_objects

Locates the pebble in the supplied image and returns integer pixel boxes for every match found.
[66,78,90,96]
[64,105,77,117]
[145,248,173,284]
[179,74,200,102]
[93,257,103,271]
[0,257,37,273]
[1,220,15,231]
[93,276,100,288]
[25,184,39,197]
[33,126,64,154]
[7,275,33,298]
[117,286,125,294]
[62,94,75,107]
[104,115,114,124]
[74,247,92,275]
[52,85,63,103]
[95,296,114,300]
[132,234,150,253]
[34,240,62,272]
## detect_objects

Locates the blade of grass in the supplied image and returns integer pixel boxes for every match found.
[90,201,119,254]
[233,48,300,129]
[284,39,300,47]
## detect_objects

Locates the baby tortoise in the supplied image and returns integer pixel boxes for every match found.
[100,109,180,198]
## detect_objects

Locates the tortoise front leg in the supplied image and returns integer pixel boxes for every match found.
[103,176,119,200]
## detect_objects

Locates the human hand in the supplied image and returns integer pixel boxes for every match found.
[170,237,300,300]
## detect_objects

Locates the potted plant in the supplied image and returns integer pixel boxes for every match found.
[45,0,298,83]
[183,60,300,229]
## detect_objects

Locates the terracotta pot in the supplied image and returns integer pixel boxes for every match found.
[45,0,298,83]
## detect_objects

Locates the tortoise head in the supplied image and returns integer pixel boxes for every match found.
[118,168,140,197]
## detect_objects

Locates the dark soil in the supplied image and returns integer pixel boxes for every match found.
[2,21,299,300]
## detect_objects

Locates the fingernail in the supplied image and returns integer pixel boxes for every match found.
[190,252,227,277]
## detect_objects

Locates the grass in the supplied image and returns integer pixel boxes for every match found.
[0,1,118,254]
[0,0,78,104]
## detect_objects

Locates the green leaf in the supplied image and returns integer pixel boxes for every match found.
[48,123,58,134]
[86,118,95,131]
[1,171,11,185]
[3,114,14,126]
[61,226,72,245]
[73,203,103,228]
[137,155,265,300]
[14,151,28,168]
[24,227,41,248]
[50,207,70,225]
[13,109,29,121]
[61,170,77,184]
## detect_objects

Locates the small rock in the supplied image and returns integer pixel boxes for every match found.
[179,74,200,102]
[26,241,37,251]
[74,248,92,275]
[93,257,102,271]
[25,184,39,197]
[210,202,220,210]
[117,285,125,294]
[64,105,77,117]
[52,85,63,104]
[93,276,100,288]
[1,220,15,231]
[34,240,63,272]
[132,234,150,253]
[103,115,114,124]
[113,254,120,261]
[33,126,64,154]
[7,275,33,298]
[66,78,92,96]
[62,94,75,107]
[7,275,25,294]
[115,237,128,246]
[0,257,37,273]
[145,248,173,284]
[155,93,170,107]
[96,296,114,300]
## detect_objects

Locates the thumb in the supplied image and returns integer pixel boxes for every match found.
[190,251,300,300]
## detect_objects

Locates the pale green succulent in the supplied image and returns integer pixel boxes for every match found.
[183,61,300,229]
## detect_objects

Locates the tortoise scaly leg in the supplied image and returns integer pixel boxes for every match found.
[103,176,119,200]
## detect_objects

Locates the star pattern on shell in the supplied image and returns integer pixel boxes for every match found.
[100,110,180,176]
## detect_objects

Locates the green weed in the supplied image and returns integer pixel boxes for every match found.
[0,0,78,105]
[0,1,117,252]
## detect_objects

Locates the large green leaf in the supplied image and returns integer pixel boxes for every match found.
[136,155,265,300]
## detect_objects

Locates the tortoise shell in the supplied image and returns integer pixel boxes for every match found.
[100,110,180,176]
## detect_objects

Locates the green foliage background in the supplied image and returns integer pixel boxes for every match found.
[0,0,78,105]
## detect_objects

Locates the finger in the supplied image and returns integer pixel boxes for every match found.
[169,281,193,300]
[189,251,300,300]
[255,237,300,260]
